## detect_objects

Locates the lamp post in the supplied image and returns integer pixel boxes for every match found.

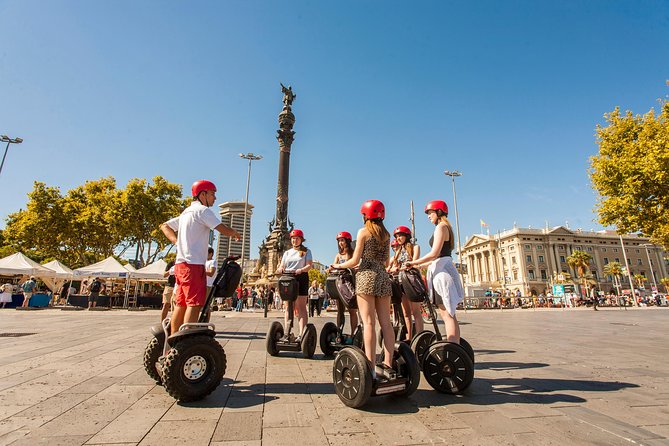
[618,233,638,306]
[0,135,23,176]
[641,243,658,292]
[443,170,463,264]
[239,152,262,311]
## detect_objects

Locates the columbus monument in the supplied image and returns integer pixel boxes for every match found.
[252,84,297,282]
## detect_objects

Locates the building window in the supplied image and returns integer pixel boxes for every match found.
[537,245,543,250]
[559,245,565,250]
[528,270,535,280]
[602,248,607,252]
[560,256,566,263]
[615,258,620,263]
[636,249,640,254]
[637,259,642,265]
[510,246,515,251]
[575,245,582,250]
[592,270,598,279]
[512,256,517,265]
[526,255,532,263]
[538,255,544,263]
[613,248,618,253]
[525,244,531,250]
[604,257,609,264]
[587,247,593,252]
[541,270,547,280]
[513,271,518,280]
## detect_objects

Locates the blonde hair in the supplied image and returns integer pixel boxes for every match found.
[393,241,415,263]
[438,215,455,251]
[365,219,390,245]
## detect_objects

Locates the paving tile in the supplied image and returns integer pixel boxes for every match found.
[261,426,328,446]
[212,412,262,442]
[138,420,217,446]
[363,414,447,444]
[262,402,319,428]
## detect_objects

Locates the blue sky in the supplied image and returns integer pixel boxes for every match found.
[1,1,668,265]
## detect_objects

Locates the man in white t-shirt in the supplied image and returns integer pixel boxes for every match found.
[160,180,240,335]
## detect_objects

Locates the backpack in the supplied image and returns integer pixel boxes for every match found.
[399,268,428,303]
[90,281,102,293]
[213,258,242,298]
[326,269,357,309]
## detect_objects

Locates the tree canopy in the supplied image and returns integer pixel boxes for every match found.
[590,99,669,249]
[2,176,187,267]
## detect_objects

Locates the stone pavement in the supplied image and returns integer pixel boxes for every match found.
[0,306,667,446]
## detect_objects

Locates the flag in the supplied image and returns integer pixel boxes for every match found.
[480,219,488,227]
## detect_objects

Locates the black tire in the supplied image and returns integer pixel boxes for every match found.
[266,321,283,356]
[422,341,474,394]
[393,341,420,397]
[161,335,227,402]
[301,324,317,359]
[333,347,372,408]
[410,330,436,370]
[319,322,339,357]
[142,336,163,385]
[459,337,475,365]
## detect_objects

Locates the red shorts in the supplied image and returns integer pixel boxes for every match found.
[173,263,206,307]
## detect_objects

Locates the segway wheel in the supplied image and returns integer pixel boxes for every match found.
[142,336,163,385]
[459,337,475,365]
[392,341,421,397]
[410,330,436,371]
[266,321,284,356]
[333,347,372,408]
[161,335,227,402]
[422,341,474,394]
[319,322,339,357]
[301,324,317,359]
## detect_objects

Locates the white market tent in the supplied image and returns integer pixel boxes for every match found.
[74,256,129,278]
[131,259,168,281]
[42,260,75,293]
[123,263,136,272]
[43,260,75,278]
[0,252,56,277]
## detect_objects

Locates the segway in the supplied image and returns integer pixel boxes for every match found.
[320,268,363,357]
[377,273,408,347]
[401,267,474,394]
[266,272,317,358]
[142,256,242,402]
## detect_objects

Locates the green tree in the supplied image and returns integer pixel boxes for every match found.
[660,277,669,293]
[633,273,647,289]
[308,268,326,286]
[116,176,186,266]
[603,261,623,293]
[567,250,593,296]
[590,100,669,249]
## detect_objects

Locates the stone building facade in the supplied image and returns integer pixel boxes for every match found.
[461,226,668,296]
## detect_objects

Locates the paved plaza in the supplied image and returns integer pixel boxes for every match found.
[0,306,667,445]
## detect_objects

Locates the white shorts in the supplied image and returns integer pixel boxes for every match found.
[426,256,464,317]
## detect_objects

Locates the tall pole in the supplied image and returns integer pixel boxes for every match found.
[444,170,463,264]
[641,244,658,292]
[239,153,262,300]
[0,135,23,175]
[619,233,638,306]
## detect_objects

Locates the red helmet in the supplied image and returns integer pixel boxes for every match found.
[394,226,411,237]
[360,200,385,220]
[290,229,304,239]
[425,200,448,215]
[191,180,217,197]
[390,239,400,247]
[336,231,352,241]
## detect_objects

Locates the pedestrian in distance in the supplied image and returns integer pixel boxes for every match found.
[20,276,37,308]
[389,225,423,341]
[160,180,241,335]
[88,277,104,309]
[0,282,13,308]
[308,280,320,317]
[204,247,217,321]
[329,231,359,332]
[331,200,395,377]
[405,200,465,344]
[275,229,313,341]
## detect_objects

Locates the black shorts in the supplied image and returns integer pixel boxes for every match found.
[89,292,99,303]
[296,273,309,296]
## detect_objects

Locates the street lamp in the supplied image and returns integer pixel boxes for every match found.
[0,135,23,176]
[239,152,262,310]
[618,233,638,306]
[641,243,658,292]
[443,170,463,264]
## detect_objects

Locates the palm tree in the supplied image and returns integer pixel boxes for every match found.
[603,261,623,294]
[634,274,647,289]
[567,250,593,299]
[661,277,669,293]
